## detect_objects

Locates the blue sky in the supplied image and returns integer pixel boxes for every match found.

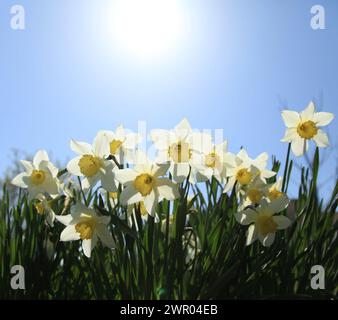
[0,0,337,197]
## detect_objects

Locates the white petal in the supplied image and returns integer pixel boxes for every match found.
[300,101,315,121]
[100,167,118,192]
[124,132,141,149]
[235,209,257,225]
[96,215,111,225]
[93,132,109,158]
[246,224,258,246]
[223,176,236,193]
[20,160,34,173]
[60,225,80,241]
[156,178,179,200]
[254,152,268,166]
[237,149,250,162]
[82,236,98,258]
[215,140,228,155]
[273,215,292,230]
[42,177,60,196]
[291,136,307,157]
[40,160,59,178]
[144,190,159,216]
[261,169,277,179]
[120,185,143,205]
[150,129,170,150]
[171,163,190,183]
[268,195,290,214]
[313,112,334,127]
[174,118,192,140]
[55,214,73,226]
[82,176,99,192]
[71,202,94,219]
[281,128,297,142]
[11,172,29,188]
[115,125,126,140]
[152,162,170,177]
[261,233,275,247]
[67,156,83,176]
[33,150,49,167]
[313,129,329,147]
[115,169,138,185]
[281,110,300,128]
[96,224,115,248]
[70,139,92,155]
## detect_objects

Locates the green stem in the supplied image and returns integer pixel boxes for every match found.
[282,143,291,192]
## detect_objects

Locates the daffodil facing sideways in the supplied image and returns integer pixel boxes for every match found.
[238,176,270,209]
[34,194,57,226]
[115,152,179,216]
[96,125,141,164]
[267,177,285,201]
[11,150,61,200]
[67,133,118,192]
[125,201,160,231]
[150,118,211,183]
[55,202,115,258]
[281,101,334,156]
[235,196,291,247]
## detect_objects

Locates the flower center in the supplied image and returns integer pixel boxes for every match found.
[30,170,46,185]
[247,188,263,204]
[236,168,252,185]
[75,219,96,240]
[168,141,191,163]
[268,188,284,201]
[297,120,318,139]
[109,192,118,200]
[133,173,156,196]
[205,152,219,168]
[110,139,123,155]
[79,155,103,177]
[35,202,45,215]
[256,215,277,236]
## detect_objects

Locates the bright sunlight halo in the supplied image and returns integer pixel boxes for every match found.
[111,0,184,60]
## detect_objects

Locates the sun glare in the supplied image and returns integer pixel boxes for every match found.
[111,0,184,60]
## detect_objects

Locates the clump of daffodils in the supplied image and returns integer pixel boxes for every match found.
[11,104,334,257]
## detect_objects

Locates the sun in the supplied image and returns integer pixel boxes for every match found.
[111,0,184,60]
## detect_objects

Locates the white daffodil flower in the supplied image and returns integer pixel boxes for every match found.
[55,202,115,258]
[281,101,334,156]
[67,132,118,192]
[239,176,270,209]
[34,194,56,227]
[11,150,61,200]
[235,196,291,247]
[192,140,230,184]
[115,151,179,216]
[223,149,258,193]
[151,118,211,183]
[96,125,141,164]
